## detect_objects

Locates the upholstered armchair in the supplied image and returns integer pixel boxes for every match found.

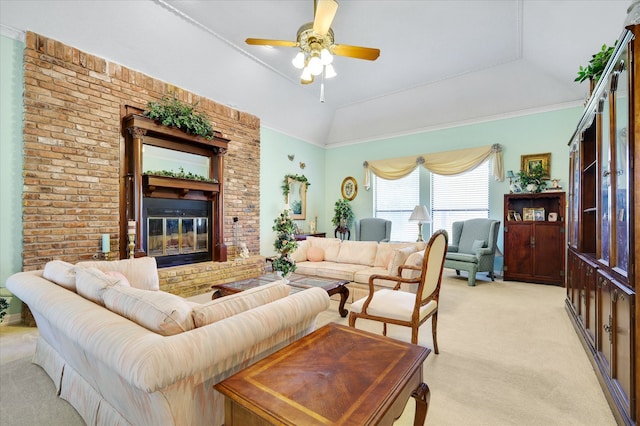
[444,218,500,286]
[354,218,392,242]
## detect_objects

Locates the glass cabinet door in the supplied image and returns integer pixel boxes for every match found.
[569,142,580,248]
[598,88,611,266]
[612,49,630,276]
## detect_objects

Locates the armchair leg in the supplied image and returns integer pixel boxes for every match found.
[488,271,495,281]
[467,273,477,287]
[431,312,439,354]
[455,270,460,276]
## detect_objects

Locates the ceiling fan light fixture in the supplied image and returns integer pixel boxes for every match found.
[308,54,323,76]
[320,48,333,65]
[325,64,337,79]
[301,67,313,82]
[292,52,306,69]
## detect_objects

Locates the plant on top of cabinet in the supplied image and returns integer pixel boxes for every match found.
[575,42,616,83]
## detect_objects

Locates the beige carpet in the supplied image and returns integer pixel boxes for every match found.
[0,270,615,425]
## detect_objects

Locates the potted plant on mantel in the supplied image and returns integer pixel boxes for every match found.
[144,95,216,140]
[332,198,355,237]
[517,163,548,193]
[272,209,299,281]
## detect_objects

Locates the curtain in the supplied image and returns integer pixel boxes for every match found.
[363,144,503,189]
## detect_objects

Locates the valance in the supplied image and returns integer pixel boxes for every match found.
[363,144,503,189]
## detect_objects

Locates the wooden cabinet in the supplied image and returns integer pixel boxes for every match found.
[566,24,638,426]
[503,192,565,285]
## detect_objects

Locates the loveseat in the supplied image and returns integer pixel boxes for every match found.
[291,236,427,302]
[5,257,329,426]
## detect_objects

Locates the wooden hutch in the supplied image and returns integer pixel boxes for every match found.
[565,20,639,426]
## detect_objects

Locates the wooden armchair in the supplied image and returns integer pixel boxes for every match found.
[348,230,448,352]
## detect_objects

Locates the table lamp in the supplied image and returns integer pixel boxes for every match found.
[409,205,431,242]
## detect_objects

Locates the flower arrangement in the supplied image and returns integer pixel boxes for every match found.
[517,163,547,193]
[0,297,8,323]
[272,209,299,277]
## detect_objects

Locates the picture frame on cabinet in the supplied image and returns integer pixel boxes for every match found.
[523,208,535,221]
[548,212,558,222]
[533,208,546,221]
[514,212,522,221]
[507,210,516,221]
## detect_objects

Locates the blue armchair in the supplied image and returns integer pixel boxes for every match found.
[354,218,392,242]
[444,218,500,286]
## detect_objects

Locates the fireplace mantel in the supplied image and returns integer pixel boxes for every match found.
[122,111,230,263]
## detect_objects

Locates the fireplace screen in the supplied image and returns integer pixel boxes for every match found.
[147,217,208,257]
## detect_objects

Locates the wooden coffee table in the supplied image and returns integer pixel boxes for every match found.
[215,323,431,426]
[212,273,350,317]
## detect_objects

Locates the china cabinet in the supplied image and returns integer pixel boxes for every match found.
[503,192,566,285]
[566,22,638,426]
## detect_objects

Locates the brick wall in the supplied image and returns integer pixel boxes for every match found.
[21,32,262,295]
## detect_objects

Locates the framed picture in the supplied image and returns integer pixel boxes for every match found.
[341,176,358,201]
[507,210,516,221]
[514,212,522,221]
[521,153,551,179]
[533,208,546,221]
[523,208,535,221]
[548,212,558,222]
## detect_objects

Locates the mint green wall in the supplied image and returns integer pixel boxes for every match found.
[323,108,582,271]
[259,128,326,256]
[0,34,25,317]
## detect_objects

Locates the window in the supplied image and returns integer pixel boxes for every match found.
[431,161,489,237]
[374,168,420,241]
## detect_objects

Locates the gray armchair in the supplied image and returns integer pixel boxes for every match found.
[354,218,392,242]
[444,218,500,286]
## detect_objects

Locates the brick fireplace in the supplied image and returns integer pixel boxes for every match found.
[21,32,264,297]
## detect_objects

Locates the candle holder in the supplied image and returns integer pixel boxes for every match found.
[128,233,135,259]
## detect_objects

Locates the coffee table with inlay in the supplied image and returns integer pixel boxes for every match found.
[215,323,431,426]
[211,273,350,317]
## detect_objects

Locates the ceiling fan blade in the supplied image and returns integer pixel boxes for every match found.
[332,44,380,61]
[313,0,338,36]
[245,38,297,47]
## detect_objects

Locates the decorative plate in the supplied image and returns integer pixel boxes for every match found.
[341,176,358,201]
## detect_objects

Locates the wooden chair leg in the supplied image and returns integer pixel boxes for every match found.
[383,322,387,336]
[431,312,439,354]
[348,313,357,328]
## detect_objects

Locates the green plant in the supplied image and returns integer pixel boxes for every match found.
[272,209,299,276]
[144,166,217,183]
[0,297,9,323]
[331,198,355,229]
[281,174,310,197]
[575,42,616,83]
[144,95,215,139]
[516,163,547,193]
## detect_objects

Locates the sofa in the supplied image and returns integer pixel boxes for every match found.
[5,257,329,426]
[291,236,428,302]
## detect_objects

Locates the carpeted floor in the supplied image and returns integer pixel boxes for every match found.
[0,270,616,425]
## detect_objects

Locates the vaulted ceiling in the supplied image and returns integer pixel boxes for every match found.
[0,0,631,146]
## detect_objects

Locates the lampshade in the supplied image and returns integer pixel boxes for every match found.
[325,64,337,79]
[506,170,515,179]
[308,54,323,76]
[409,205,431,223]
[292,52,305,69]
[300,67,313,82]
[320,48,333,65]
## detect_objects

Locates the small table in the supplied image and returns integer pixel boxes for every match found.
[212,273,350,317]
[215,323,430,426]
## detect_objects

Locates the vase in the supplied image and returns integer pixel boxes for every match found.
[275,270,290,284]
[526,183,538,193]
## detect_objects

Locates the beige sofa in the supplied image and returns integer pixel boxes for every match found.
[291,236,427,302]
[5,257,329,426]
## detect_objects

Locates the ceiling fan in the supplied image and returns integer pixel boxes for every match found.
[245,0,380,85]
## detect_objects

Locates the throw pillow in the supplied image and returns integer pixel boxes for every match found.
[387,246,417,277]
[76,257,160,291]
[307,246,325,262]
[192,281,290,327]
[102,286,195,336]
[471,239,486,254]
[104,271,131,287]
[76,267,124,305]
[43,260,77,291]
[290,240,309,262]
